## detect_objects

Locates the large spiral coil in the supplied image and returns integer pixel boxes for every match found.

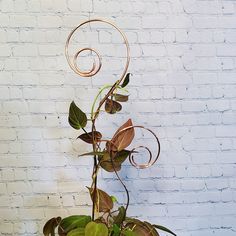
[65,19,130,82]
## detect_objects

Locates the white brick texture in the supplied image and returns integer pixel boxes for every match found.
[0,0,236,235]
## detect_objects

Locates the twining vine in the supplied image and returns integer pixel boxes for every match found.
[43,19,176,236]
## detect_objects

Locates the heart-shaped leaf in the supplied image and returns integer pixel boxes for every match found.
[68,101,87,130]
[108,119,135,152]
[85,222,109,236]
[77,131,102,144]
[125,219,159,236]
[121,73,130,88]
[153,225,176,236]
[58,215,91,236]
[87,187,113,213]
[105,98,122,114]
[99,150,130,172]
[121,229,137,236]
[43,217,61,236]
[114,206,126,227]
[111,224,121,236]
[114,94,129,102]
[67,228,85,236]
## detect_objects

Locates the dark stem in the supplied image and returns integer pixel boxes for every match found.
[110,152,130,213]
[82,127,88,134]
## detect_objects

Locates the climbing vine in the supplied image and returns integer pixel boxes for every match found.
[43,19,176,236]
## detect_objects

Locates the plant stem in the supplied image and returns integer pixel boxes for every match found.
[90,83,127,120]
[82,127,88,134]
[90,80,127,220]
[91,84,113,120]
[91,119,97,220]
[110,152,130,213]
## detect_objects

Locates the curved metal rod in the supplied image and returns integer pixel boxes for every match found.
[65,19,130,83]
[73,48,101,76]
[107,125,161,169]
[98,125,161,211]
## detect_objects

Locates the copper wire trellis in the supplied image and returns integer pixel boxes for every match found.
[65,19,161,217]
[65,19,130,82]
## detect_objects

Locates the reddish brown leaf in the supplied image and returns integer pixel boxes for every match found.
[114,94,129,102]
[105,98,122,114]
[77,131,102,144]
[43,217,61,236]
[108,119,135,152]
[125,219,159,236]
[87,187,113,213]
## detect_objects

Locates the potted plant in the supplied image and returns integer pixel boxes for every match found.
[43,19,176,236]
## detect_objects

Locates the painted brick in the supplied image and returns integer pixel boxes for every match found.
[0,223,13,234]
[0,1,236,235]
[38,16,63,28]
[0,45,11,57]
[7,182,32,194]
[9,15,37,27]
[142,17,167,29]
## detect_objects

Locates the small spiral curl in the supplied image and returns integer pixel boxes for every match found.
[111,125,161,169]
[73,48,102,77]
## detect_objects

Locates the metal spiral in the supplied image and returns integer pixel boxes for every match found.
[99,125,160,211]
[65,19,130,82]
[109,125,161,169]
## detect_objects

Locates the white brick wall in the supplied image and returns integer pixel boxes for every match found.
[0,0,236,235]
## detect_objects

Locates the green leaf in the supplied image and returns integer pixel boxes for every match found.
[85,222,108,236]
[99,150,130,172]
[67,228,85,236]
[68,101,87,130]
[79,151,105,157]
[114,206,126,227]
[153,225,176,236]
[112,224,121,236]
[58,215,91,235]
[121,73,130,88]
[121,229,137,236]
[114,94,129,102]
[43,217,61,236]
[87,187,113,213]
[111,195,118,203]
[77,131,102,144]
